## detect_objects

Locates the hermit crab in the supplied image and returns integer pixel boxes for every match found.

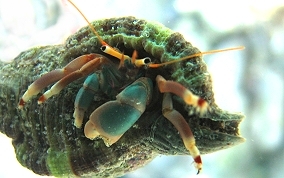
[0,1,245,177]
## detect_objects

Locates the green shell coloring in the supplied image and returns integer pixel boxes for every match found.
[0,17,244,177]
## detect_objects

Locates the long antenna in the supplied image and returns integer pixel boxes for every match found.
[66,0,244,69]
[67,0,106,45]
[149,46,245,68]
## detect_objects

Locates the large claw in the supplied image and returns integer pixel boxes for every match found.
[84,77,153,146]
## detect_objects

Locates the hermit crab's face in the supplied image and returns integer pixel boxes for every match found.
[0,15,244,177]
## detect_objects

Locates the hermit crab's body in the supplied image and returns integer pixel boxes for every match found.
[0,16,244,177]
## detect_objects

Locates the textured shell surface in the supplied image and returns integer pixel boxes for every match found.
[0,16,244,177]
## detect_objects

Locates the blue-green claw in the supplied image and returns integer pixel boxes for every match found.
[84,77,153,146]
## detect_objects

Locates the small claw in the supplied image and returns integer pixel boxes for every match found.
[73,73,100,128]
[73,108,85,128]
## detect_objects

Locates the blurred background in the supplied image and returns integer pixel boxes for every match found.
[0,0,283,178]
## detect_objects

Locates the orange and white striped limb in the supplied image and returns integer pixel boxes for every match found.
[18,54,108,109]
[161,92,202,174]
[37,55,109,104]
[156,75,209,115]
[156,75,208,174]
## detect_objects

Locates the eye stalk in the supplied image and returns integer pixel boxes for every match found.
[67,0,244,70]
[134,57,152,68]
[101,45,125,60]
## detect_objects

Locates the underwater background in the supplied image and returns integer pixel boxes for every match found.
[0,0,283,178]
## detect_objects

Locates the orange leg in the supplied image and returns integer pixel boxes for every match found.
[18,54,108,108]
[162,93,202,174]
[38,56,110,104]
[156,75,209,174]
[156,75,208,115]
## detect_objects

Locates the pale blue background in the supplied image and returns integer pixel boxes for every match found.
[0,0,283,178]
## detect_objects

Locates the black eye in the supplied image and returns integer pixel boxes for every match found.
[101,45,107,51]
[144,57,151,64]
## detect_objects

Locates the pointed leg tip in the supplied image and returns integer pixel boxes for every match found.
[18,99,25,109]
[194,156,202,175]
[196,98,210,116]
[38,95,46,104]
[196,168,201,175]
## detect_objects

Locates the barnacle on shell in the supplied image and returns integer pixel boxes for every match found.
[0,17,244,177]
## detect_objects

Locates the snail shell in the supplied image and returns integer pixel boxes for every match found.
[0,17,244,177]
